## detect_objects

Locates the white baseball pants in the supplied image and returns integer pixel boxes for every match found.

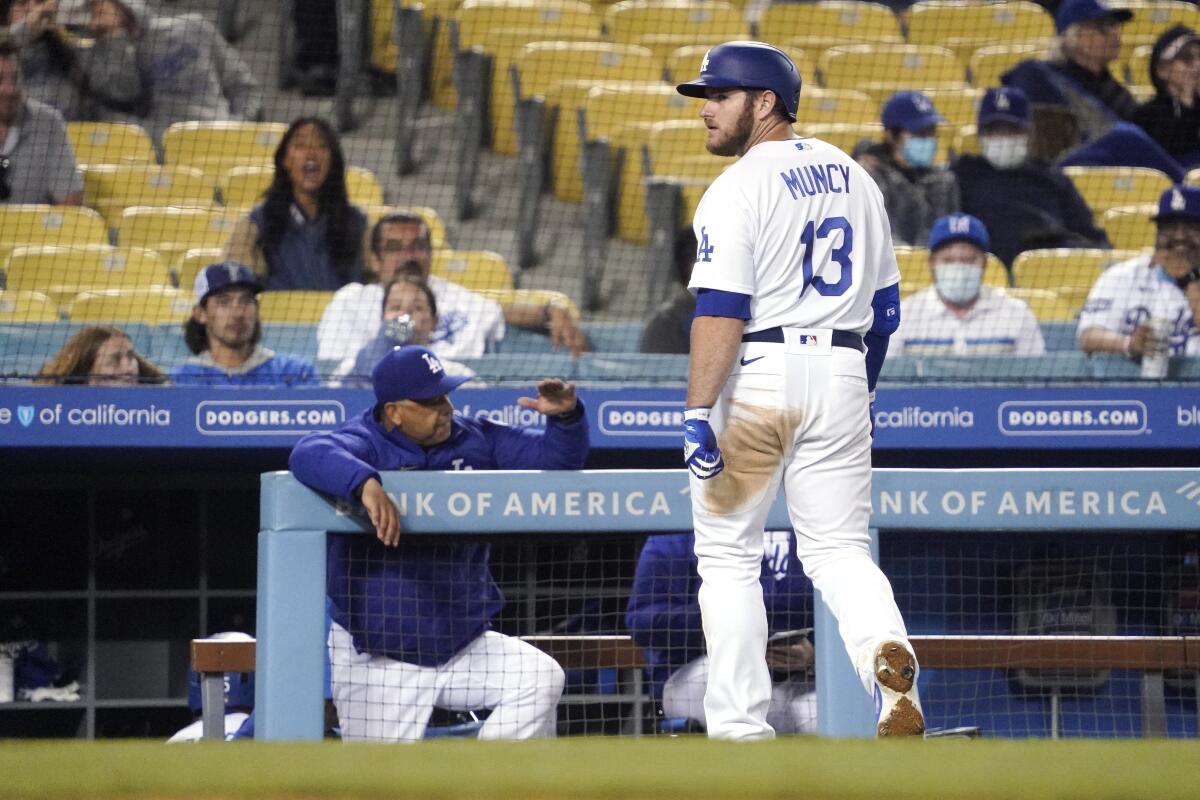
[663,655,818,734]
[328,622,565,742]
[690,332,912,740]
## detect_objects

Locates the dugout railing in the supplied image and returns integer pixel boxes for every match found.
[255,468,1200,741]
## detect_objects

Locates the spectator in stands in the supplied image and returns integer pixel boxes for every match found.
[86,0,261,139]
[639,228,696,355]
[333,275,475,388]
[953,87,1109,267]
[856,91,959,246]
[317,213,586,361]
[289,346,587,741]
[1078,185,1200,358]
[225,117,367,291]
[2,0,143,120]
[1132,26,1200,168]
[1002,0,1137,146]
[35,324,165,385]
[0,35,81,204]
[625,531,816,735]
[171,261,320,386]
[893,213,1046,356]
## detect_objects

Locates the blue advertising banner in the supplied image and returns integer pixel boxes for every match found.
[1,385,1198,449]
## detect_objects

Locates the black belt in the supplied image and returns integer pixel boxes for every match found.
[741,327,864,352]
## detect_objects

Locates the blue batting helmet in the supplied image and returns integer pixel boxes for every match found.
[676,41,801,121]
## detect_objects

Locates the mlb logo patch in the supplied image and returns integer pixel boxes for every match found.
[798,334,820,346]
[794,142,811,151]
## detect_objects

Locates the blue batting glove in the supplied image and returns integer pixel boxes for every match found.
[683,407,724,480]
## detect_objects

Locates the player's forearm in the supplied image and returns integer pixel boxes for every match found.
[1078,327,1129,355]
[686,316,745,407]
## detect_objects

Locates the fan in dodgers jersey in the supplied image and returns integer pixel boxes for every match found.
[675,41,924,739]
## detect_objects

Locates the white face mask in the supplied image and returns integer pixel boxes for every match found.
[934,262,984,305]
[980,135,1029,170]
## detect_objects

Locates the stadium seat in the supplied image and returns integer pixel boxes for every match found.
[67,286,192,324]
[1011,247,1144,314]
[162,121,289,178]
[1101,204,1157,251]
[0,204,110,264]
[905,1,1055,64]
[967,41,1049,87]
[1118,43,1154,86]
[0,289,60,322]
[921,88,985,128]
[1118,0,1200,61]
[1063,166,1174,216]
[511,42,661,202]
[363,205,450,250]
[4,244,170,306]
[758,2,903,48]
[174,247,226,291]
[1182,166,1200,187]
[420,0,468,110]
[477,287,580,322]
[1000,287,1078,322]
[800,123,884,158]
[897,248,1010,297]
[431,249,515,291]
[258,291,336,324]
[116,207,240,266]
[817,44,968,104]
[370,0,399,73]
[82,165,217,224]
[66,121,157,166]
[603,1,747,47]
[221,165,385,211]
[952,125,980,158]
[792,88,877,126]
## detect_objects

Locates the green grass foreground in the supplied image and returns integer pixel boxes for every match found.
[1,737,1198,800]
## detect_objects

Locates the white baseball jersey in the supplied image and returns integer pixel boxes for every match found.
[1077,253,1200,355]
[688,138,900,334]
[894,287,1045,356]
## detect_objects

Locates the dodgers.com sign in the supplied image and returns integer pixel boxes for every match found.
[998,400,1148,436]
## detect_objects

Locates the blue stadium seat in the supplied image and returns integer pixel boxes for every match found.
[1040,322,1078,352]
[582,321,645,353]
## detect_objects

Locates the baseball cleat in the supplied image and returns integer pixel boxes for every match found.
[873,640,924,738]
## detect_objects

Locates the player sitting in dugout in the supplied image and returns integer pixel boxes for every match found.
[289,346,589,742]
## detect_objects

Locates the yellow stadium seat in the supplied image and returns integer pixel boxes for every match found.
[603,1,746,44]
[667,43,815,85]
[953,124,980,157]
[645,120,732,175]
[1119,1,1200,60]
[999,287,1078,322]
[431,248,515,291]
[67,122,156,166]
[162,121,289,178]
[818,44,968,104]
[67,286,192,324]
[0,204,109,264]
[416,0,467,110]
[967,41,1049,87]
[897,247,1009,297]
[4,244,170,306]
[1012,247,1144,312]
[791,88,876,126]
[362,205,450,250]
[258,291,336,324]
[906,1,1055,63]
[0,290,60,322]
[371,0,399,72]
[1101,204,1157,250]
[221,165,385,211]
[1063,166,1173,215]
[477,287,580,320]
[513,42,662,201]
[174,247,226,291]
[921,87,984,128]
[1182,166,1200,186]
[116,206,240,266]
[1119,42,1154,86]
[759,2,903,46]
[82,164,216,224]
[801,123,884,156]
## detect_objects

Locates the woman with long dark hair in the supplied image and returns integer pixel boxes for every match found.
[225,116,367,290]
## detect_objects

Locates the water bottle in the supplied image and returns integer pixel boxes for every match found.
[1140,316,1170,380]
[385,314,414,346]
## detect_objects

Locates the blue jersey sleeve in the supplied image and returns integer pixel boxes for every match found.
[865,284,900,391]
[485,400,590,470]
[624,534,706,665]
[694,288,752,320]
[289,426,381,500]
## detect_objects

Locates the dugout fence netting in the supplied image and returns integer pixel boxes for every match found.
[1,1,1195,386]
[325,526,1199,739]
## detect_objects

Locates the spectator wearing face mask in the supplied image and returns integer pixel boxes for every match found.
[892,213,1045,356]
[856,90,959,246]
[1132,26,1200,168]
[952,87,1109,267]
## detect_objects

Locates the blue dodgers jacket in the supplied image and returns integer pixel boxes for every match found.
[624,532,814,702]
[289,402,589,667]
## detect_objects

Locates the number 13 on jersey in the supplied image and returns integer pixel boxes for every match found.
[800,216,853,297]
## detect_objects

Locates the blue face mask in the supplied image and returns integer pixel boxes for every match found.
[902,135,937,168]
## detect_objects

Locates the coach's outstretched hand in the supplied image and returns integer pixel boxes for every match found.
[683,407,724,480]
[517,379,578,417]
[360,477,400,547]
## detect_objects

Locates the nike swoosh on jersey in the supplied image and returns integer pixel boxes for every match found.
[739,356,765,366]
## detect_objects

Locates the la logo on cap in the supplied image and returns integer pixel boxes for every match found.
[224,263,242,282]
[700,50,711,72]
[1172,188,1187,211]
[995,91,1010,110]
[915,95,932,112]
[421,351,444,375]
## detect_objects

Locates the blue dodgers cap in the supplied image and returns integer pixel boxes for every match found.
[1055,0,1133,34]
[881,91,944,132]
[372,345,471,404]
[1151,185,1200,224]
[193,261,262,304]
[978,87,1031,130]
[929,213,990,253]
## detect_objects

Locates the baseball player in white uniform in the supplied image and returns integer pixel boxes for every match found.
[1078,185,1200,358]
[676,41,923,740]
